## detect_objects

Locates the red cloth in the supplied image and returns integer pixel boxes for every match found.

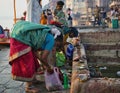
[50,20,62,26]
[9,38,40,81]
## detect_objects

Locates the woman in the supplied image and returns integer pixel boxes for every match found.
[9,20,55,93]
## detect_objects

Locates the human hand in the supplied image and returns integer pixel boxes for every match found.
[46,66,54,74]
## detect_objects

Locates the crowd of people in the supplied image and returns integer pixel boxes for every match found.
[91,5,120,28]
[9,0,78,93]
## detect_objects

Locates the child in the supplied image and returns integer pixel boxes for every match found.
[40,10,47,25]
[47,9,53,24]
[67,14,73,27]
[54,1,68,26]
[65,27,79,66]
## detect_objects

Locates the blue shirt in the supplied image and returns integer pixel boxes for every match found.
[41,33,54,51]
[0,25,4,34]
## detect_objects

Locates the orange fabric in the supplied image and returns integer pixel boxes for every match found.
[40,14,47,25]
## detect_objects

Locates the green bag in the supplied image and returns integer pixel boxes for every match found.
[56,51,66,67]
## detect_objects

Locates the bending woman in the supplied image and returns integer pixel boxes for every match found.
[9,20,54,93]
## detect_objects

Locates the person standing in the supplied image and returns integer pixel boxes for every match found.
[53,1,68,26]
[67,13,73,27]
[91,14,95,26]
[26,0,42,24]
[47,9,53,24]
[53,1,69,46]
[100,8,107,27]
[67,8,73,27]
[40,10,48,25]
[94,5,100,26]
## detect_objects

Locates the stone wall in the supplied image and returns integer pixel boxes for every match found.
[79,31,120,65]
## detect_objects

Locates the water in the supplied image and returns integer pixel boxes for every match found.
[0,16,14,31]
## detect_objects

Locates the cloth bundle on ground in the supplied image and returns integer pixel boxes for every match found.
[9,20,51,81]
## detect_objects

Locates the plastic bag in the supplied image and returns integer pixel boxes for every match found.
[56,51,66,67]
[66,44,74,60]
[44,67,63,91]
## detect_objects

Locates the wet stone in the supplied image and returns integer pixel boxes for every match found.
[3,88,25,93]
[0,61,9,67]
[0,86,5,93]
[5,80,24,89]
[0,48,9,61]
[47,89,70,93]
[0,75,10,85]
[1,66,11,74]
[0,66,6,72]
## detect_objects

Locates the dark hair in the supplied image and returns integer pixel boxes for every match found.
[69,27,78,37]
[57,1,64,6]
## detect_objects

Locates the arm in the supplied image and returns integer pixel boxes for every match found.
[35,50,53,74]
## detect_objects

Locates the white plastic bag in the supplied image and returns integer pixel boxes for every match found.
[44,67,63,91]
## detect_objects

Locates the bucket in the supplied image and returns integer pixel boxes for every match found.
[112,18,119,29]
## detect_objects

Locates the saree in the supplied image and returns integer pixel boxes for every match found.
[9,21,51,81]
[9,38,40,82]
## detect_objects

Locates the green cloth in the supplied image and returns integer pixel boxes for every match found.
[54,9,68,26]
[11,20,51,50]
[56,51,66,67]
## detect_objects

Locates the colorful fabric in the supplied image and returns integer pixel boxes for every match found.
[54,9,68,26]
[56,51,66,67]
[40,14,47,25]
[41,33,54,51]
[9,38,40,81]
[0,25,4,34]
[47,15,53,24]
[66,44,74,60]
[11,20,50,50]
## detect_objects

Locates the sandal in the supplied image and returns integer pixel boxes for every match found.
[25,85,40,93]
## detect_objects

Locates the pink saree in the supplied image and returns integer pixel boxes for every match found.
[9,38,40,82]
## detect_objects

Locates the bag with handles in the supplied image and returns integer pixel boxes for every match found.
[44,67,63,91]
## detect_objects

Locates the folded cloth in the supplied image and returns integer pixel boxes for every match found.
[51,26,61,39]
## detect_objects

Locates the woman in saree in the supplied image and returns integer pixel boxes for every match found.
[9,20,55,93]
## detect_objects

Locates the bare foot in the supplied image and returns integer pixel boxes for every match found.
[25,82,40,93]
[25,86,40,93]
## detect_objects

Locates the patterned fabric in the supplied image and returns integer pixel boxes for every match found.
[54,9,68,26]
[9,38,40,81]
[11,20,50,50]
